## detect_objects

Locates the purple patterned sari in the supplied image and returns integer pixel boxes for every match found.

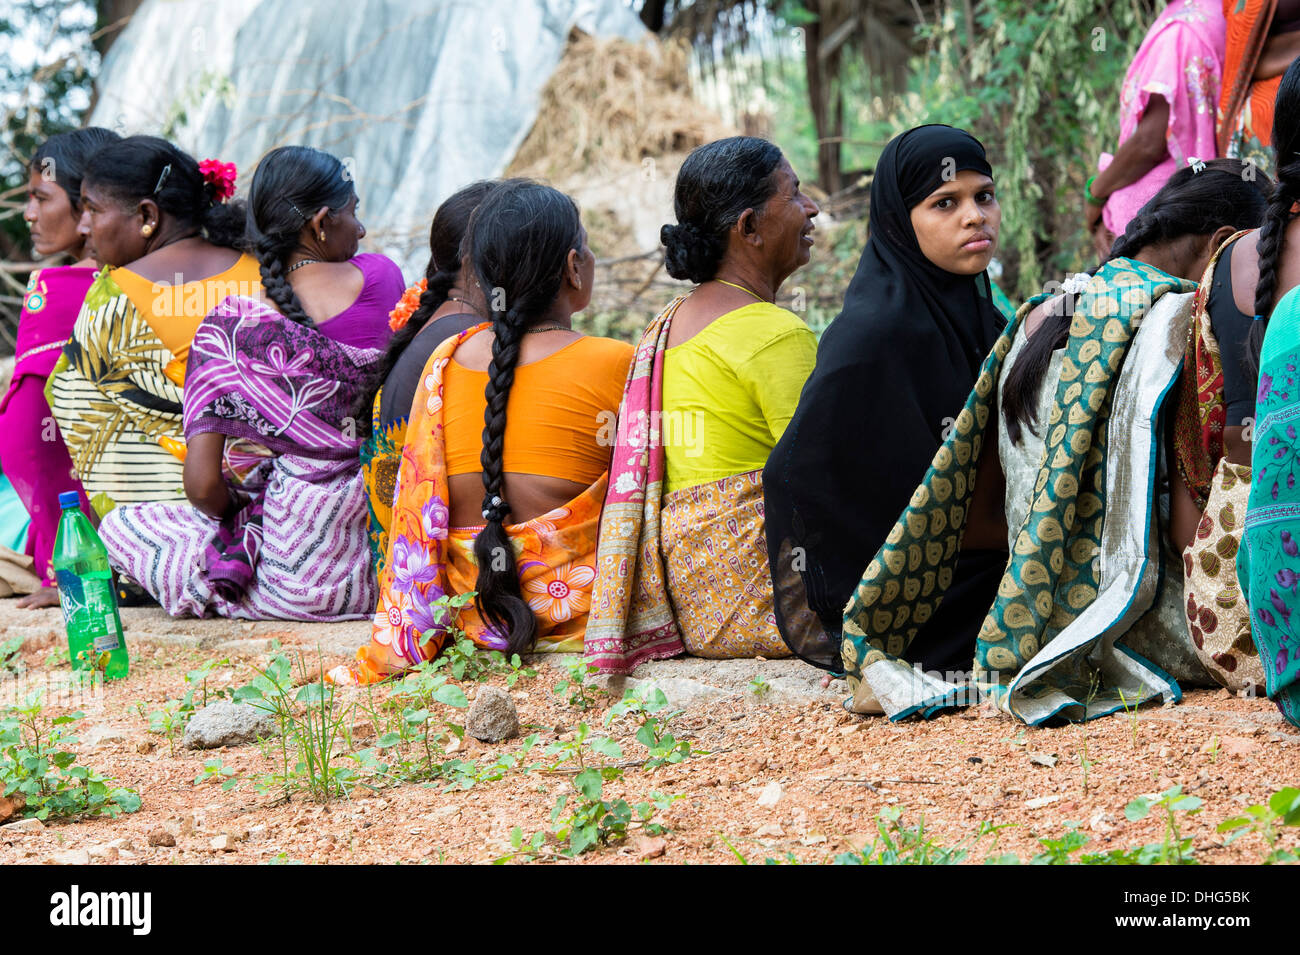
[102,297,384,620]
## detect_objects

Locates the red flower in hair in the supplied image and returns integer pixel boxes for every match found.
[198,159,238,202]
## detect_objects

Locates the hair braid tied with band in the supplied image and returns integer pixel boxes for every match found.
[466,179,583,654]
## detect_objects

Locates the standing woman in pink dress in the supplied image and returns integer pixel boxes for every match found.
[1,128,120,609]
[1087,0,1226,257]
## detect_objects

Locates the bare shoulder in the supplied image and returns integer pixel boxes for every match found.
[299,260,365,294]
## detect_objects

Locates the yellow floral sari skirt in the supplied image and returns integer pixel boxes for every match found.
[660,469,789,659]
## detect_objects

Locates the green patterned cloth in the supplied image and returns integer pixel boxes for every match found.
[361,384,405,578]
[842,259,1197,724]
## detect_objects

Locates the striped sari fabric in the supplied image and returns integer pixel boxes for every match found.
[100,296,382,621]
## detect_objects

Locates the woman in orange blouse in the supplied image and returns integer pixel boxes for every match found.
[332,180,632,684]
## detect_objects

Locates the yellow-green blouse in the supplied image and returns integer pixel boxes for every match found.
[662,301,817,494]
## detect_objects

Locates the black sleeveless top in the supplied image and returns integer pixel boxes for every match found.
[1206,239,1256,427]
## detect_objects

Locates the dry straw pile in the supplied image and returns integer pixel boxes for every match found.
[508,29,733,179]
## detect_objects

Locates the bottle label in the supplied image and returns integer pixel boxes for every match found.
[84,579,122,650]
[55,571,122,649]
[54,569,84,627]
[93,625,121,653]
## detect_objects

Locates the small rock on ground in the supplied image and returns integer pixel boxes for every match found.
[45,849,91,865]
[0,794,24,825]
[1,817,41,834]
[183,701,277,749]
[147,828,176,847]
[466,686,520,742]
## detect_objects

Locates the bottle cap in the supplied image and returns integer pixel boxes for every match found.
[58,492,81,509]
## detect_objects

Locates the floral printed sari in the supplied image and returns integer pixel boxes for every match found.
[330,324,605,685]
[1239,287,1300,729]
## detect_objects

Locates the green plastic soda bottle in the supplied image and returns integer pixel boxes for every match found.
[51,492,128,680]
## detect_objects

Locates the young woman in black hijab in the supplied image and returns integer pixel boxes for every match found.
[764,124,1009,677]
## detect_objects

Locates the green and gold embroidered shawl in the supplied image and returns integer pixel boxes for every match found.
[842,259,1197,724]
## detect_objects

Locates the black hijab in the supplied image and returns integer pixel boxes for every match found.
[763,124,1006,671]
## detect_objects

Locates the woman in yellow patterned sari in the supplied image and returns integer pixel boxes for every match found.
[48,136,260,516]
[586,138,819,672]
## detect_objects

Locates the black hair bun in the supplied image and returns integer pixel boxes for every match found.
[661,221,725,283]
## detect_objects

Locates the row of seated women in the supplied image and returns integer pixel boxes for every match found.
[12,64,1300,730]
[11,133,402,619]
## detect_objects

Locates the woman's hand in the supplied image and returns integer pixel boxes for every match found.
[16,586,60,610]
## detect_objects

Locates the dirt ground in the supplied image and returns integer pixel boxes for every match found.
[0,603,1296,866]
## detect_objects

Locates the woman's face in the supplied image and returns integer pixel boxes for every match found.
[320,193,364,261]
[758,157,820,280]
[25,168,83,258]
[908,169,1000,275]
[78,181,150,268]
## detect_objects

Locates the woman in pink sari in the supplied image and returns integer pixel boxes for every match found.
[1,128,118,608]
[1087,0,1226,256]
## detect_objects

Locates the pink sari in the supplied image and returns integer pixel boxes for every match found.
[0,266,93,584]
[1100,0,1226,236]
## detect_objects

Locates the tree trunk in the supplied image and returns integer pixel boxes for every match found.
[639,0,669,32]
[802,2,844,194]
[94,0,145,57]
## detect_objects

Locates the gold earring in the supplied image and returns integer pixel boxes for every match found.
[319,231,326,242]
[141,223,153,237]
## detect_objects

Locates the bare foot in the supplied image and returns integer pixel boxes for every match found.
[820,673,833,689]
[16,587,60,610]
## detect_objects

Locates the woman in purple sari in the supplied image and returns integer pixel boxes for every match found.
[98,146,396,619]
[1,128,118,608]
[244,145,403,351]
[99,295,384,619]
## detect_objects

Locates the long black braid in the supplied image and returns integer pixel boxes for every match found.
[1002,159,1271,443]
[1245,57,1300,380]
[465,180,584,654]
[245,145,354,326]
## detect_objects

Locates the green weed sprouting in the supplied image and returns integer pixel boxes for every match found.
[553,658,604,711]
[231,651,359,801]
[1218,787,1300,864]
[142,656,233,756]
[605,685,700,769]
[832,806,970,865]
[0,692,141,821]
